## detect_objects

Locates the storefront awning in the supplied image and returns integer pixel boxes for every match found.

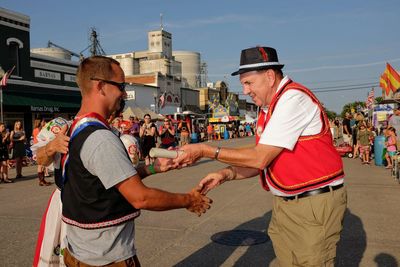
[3,93,81,109]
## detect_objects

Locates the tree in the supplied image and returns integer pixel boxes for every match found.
[325,109,338,120]
[320,102,338,120]
[375,96,383,104]
[340,101,366,117]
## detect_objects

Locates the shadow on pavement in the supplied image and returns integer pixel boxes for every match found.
[173,211,275,267]
[9,174,38,183]
[175,208,369,266]
[336,208,367,267]
[374,253,398,267]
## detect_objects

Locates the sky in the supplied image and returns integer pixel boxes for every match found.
[2,0,400,113]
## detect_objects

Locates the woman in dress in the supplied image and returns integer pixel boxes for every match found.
[139,114,156,165]
[10,120,26,178]
[0,123,11,183]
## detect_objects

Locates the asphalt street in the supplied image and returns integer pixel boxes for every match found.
[0,137,399,267]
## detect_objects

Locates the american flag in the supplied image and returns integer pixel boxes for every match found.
[0,66,15,87]
[366,88,374,109]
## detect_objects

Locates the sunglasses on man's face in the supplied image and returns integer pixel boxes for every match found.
[90,78,126,92]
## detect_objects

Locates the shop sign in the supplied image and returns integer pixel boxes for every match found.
[221,115,229,122]
[376,111,388,122]
[126,91,135,100]
[374,104,393,112]
[34,69,61,80]
[31,106,60,113]
[213,105,229,118]
[64,74,76,82]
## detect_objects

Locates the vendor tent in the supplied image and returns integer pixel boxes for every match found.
[241,114,257,123]
[123,107,164,120]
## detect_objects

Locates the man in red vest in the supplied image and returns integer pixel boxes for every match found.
[175,46,347,266]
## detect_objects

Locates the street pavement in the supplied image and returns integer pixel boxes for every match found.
[0,137,399,267]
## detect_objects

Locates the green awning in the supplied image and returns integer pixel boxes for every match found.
[3,93,81,108]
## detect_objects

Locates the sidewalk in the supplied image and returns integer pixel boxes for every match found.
[0,137,399,266]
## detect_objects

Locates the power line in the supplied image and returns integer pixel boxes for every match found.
[311,82,377,90]
[312,84,379,93]
[230,83,380,95]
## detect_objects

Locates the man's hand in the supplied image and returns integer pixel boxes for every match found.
[198,172,227,195]
[47,125,70,155]
[186,185,212,216]
[153,157,176,172]
[174,144,204,166]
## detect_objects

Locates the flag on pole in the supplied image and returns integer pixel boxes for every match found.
[380,74,389,96]
[380,63,400,95]
[365,88,374,109]
[158,92,166,109]
[0,66,16,87]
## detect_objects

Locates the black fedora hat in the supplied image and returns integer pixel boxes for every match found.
[231,46,284,76]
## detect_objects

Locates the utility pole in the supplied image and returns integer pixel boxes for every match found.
[89,28,106,56]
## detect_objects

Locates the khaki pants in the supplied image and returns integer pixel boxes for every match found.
[63,248,141,267]
[268,186,347,267]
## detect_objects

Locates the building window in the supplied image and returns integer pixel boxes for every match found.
[8,42,20,76]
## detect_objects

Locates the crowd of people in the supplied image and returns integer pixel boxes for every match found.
[330,110,399,171]
[0,120,34,183]
[107,112,258,166]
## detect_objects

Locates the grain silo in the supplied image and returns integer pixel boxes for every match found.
[172,51,200,89]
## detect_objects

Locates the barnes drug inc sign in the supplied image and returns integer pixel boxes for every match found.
[31,106,60,113]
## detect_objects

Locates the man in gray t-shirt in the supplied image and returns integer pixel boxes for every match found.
[41,56,212,266]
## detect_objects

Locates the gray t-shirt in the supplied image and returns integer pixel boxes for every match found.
[66,129,138,265]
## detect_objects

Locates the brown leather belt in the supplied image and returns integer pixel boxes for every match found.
[280,183,344,201]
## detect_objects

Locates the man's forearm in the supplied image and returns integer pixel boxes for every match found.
[232,166,259,180]
[133,188,192,211]
[36,144,55,166]
[117,176,194,211]
[220,165,258,181]
[199,144,281,170]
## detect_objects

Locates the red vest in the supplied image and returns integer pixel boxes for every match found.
[256,80,344,194]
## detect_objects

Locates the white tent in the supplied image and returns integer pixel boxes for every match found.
[241,114,257,123]
[122,106,164,120]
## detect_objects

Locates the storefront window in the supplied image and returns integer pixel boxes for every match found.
[4,113,24,131]
[8,41,20,76]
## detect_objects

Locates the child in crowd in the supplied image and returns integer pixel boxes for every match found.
[385,127,397,169]
[368,124,376,160]
[357,122,374,165]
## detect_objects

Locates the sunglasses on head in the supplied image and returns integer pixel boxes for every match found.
[90,78,126,92]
